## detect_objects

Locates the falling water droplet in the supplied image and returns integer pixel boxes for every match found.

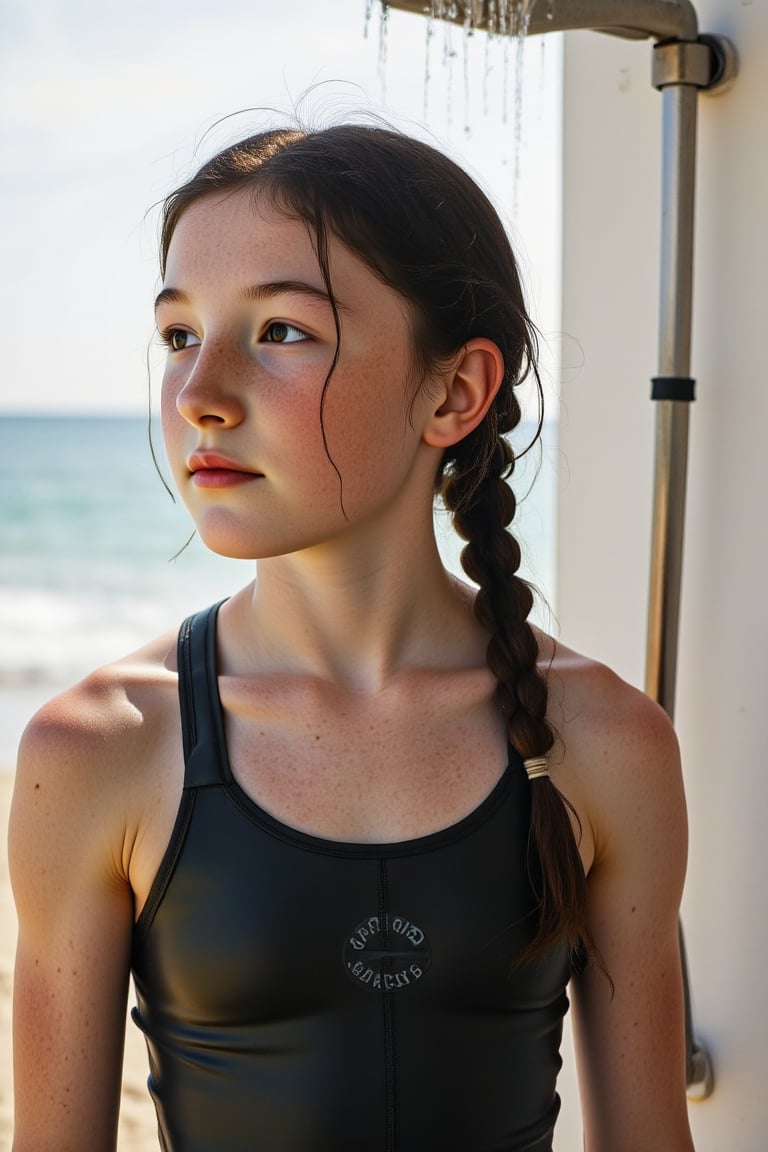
[386,0,540,219]
[423,10,435,121]
[378,1,390,103]
[443,18,455,141]
[463,3,473,138]
[510,2,534,218]
[501,4,511,127]
[363,0,374,39]
[483,0,497,116]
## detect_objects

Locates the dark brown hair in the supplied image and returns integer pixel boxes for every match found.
[160,124,593,966]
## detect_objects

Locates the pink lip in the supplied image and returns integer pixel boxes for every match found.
[187,452,262,488]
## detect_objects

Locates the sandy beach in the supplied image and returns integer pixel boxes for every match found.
[0,770,159,1151]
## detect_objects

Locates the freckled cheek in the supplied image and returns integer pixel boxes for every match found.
[322,356,414,471]
[159,372,188,481]
[277,403,335,481]
[159,371,176,424]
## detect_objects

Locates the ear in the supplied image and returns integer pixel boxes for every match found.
[422,338,504,449]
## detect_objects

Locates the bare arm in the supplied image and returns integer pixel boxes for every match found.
[9,685,136,1152]
[557,663,694,1151]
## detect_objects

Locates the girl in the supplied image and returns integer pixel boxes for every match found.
[10,125,694,1151]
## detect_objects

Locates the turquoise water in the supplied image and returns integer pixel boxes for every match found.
[1,416,253,683]
[0,414,556,762]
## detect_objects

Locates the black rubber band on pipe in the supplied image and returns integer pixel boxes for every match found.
[651,376,696,401]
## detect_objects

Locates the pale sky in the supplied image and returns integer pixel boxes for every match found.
[0,0,561,414]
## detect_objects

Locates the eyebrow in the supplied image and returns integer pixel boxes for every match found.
[153,280,347,313]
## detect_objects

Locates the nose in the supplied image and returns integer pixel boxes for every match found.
[172,342,247,429]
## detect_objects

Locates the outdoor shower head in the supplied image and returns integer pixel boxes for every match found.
[386,0,698,40]
[384,1,736,91]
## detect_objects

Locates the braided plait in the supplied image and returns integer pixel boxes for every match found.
[440,416,594,965]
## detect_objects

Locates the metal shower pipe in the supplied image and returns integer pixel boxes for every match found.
[383,0,737,1100]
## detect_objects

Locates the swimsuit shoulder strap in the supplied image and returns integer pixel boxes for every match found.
[177,600,232,789]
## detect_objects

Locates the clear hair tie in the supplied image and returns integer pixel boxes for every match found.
[523,756,549,782]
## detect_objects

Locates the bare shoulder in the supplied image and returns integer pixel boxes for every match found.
[9,632,183,1150]
[11,628,181,891]
[535,630,685,872]
[534,642,694,1148]
[15,627,180,783]
[539,630,677,750]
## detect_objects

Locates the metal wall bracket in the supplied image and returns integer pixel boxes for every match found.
[653,34,738,92]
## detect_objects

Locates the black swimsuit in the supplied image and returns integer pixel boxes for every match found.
[131,602,571,1151]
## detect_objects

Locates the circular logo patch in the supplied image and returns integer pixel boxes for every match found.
[343,913,431,992]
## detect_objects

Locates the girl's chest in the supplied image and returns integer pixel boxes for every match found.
[218,672,510,844]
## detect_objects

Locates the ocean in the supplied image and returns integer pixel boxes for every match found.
[0,414,557,766]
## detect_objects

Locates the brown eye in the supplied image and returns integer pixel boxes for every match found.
[264,322,308,344]
[164,328,200,352]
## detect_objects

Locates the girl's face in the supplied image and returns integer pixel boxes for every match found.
[158,188,444,561]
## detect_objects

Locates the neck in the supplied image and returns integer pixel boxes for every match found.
[226,514,481,693]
